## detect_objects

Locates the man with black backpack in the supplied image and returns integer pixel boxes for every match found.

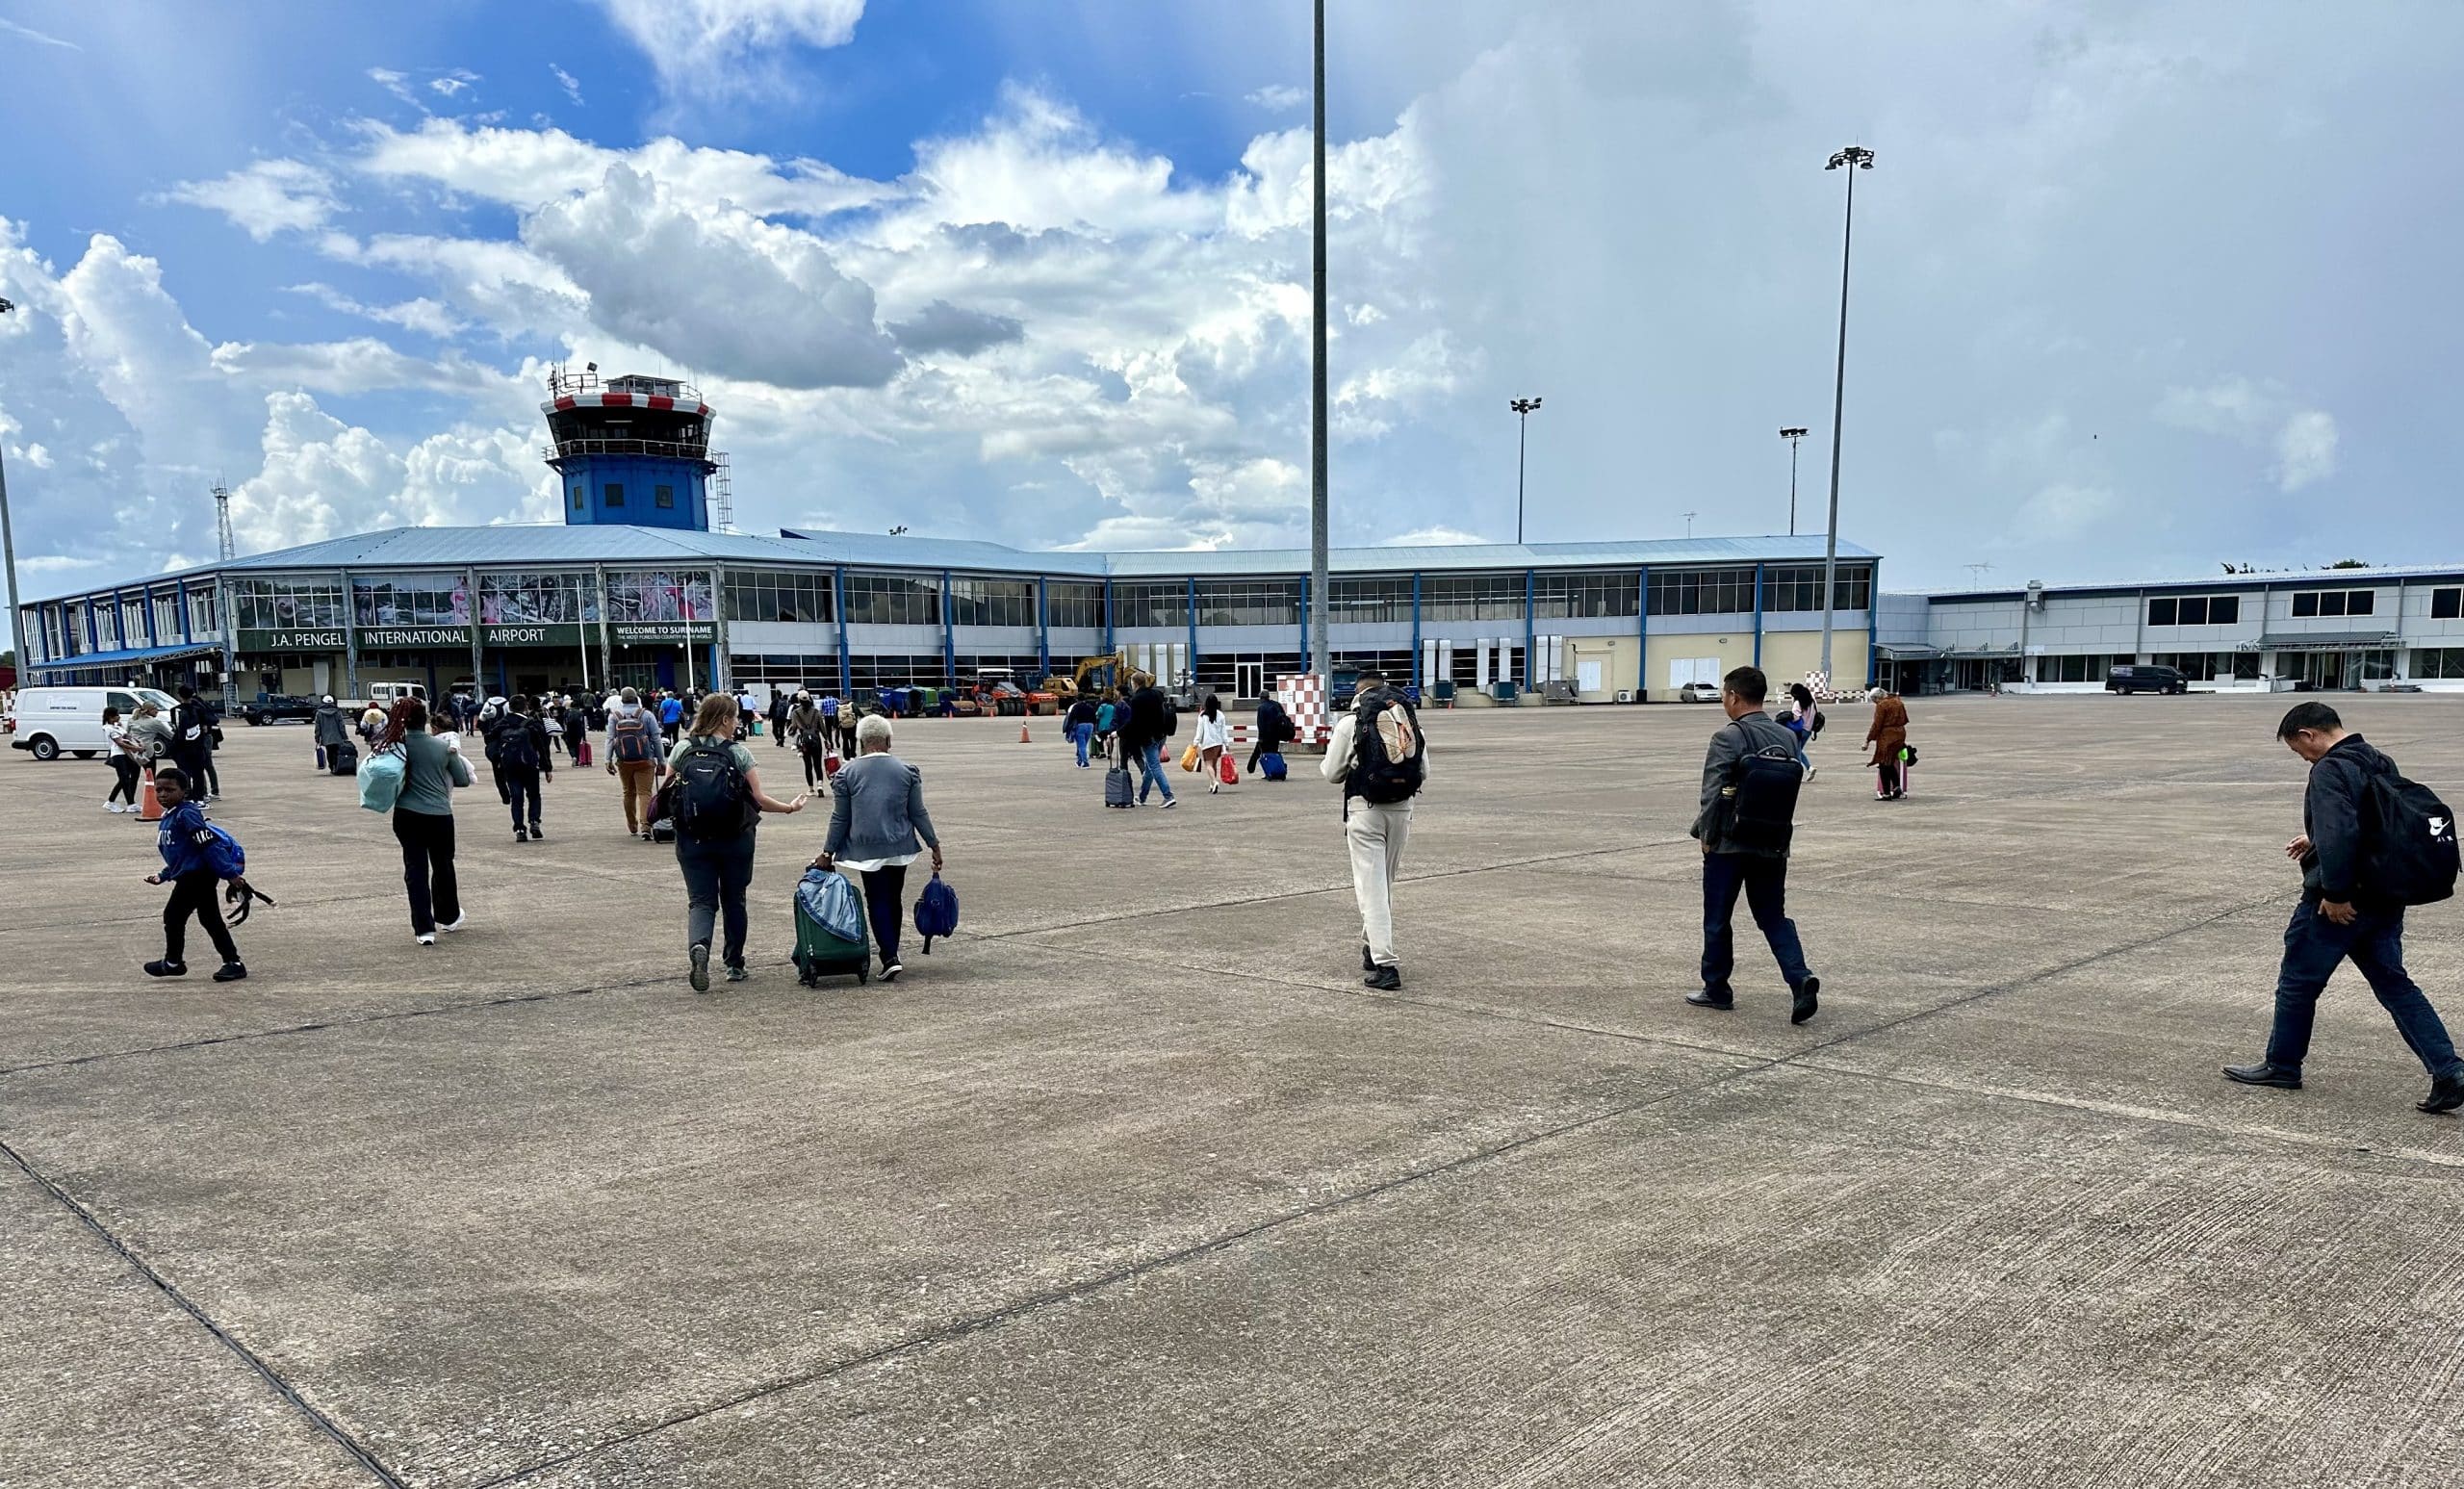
[487,695,554,843]
[2224,703,2464,1113]
[1688,666,1821,1024]
[1323,672,1425,989]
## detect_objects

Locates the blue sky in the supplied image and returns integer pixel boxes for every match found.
[6,0,2464,653]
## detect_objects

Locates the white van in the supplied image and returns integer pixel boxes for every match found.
[7,685,181,761]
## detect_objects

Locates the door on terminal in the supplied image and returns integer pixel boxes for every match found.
[1235,661,1263,700]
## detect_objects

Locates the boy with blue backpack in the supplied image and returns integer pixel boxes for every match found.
[143,765,249,982]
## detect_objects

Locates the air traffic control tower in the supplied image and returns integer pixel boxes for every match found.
[543,365,729,531]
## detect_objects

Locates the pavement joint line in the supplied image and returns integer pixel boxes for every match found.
[0,1133,408,1489]
[1786,1058,2464,1176]
[473,892,2299,1484]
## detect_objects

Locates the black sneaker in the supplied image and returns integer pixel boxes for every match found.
[1362,964,1401,990]
[529,821,544,839]
[1361,943,1375,972]
[143,960,188,978]
[515,827,529,843]
[725,963,749,984]
[212,963,248,983]
[688,942,710,993]
[1686,987,1734,1010]
[1790,975,1821,1026]
[2420,1068,2464,1115]
[2222,1062,2302,1091]
[882,960,904,982]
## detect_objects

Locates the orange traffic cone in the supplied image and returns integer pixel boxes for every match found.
[139,768,164,822]
[1019,722,1032,744]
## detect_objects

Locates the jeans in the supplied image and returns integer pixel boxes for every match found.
[1347,801,1412,965]
[503,766,543,831]
[109,755,141,804]
[861,863,908,965]
[1702,851,1811,992]
[2265,898,2464,1076]
[677,829,757,967]
[1135,739,1174,803]
[1071,723,1092,766]
[392,809,460,935]
[164,871,239,965]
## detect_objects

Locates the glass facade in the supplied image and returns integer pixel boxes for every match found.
[2290,589,2376,618]
[2416,647,2464,679]
[948,578,1036,628]
[1047,582,1104,629]
[2147,595,2243,626]
[234,578,347,630]
[1328,578,1412,623]
[1111,582,1189,629]
[605,570,713,622]
[1763,564,1873,613]
[843,572,940,627]
[723,571,832,624]
[1195,579,1301,627]
[1531,572,1640,620]
[480,572,601,624]
[1419,574,1524,622]
[1647,568,1755,616]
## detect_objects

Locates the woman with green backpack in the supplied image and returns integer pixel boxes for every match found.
[663,692,808,991]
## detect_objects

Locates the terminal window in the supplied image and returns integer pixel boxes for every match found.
[843,573,941,627]
[2433,588,2462,620]
[605,482,625,507]
[570,484,583,510]
[1195,579,1301,627]
[1328,578,1412,624]
[1046,582,1105,629]
[948,578,1037,628]
[2147,595,2241,626]
[2290,589,2374,618]
[1532,573,1640,619]
[724,572,833,624]
[1647,568,1755,616]
[1762,565,1872,612]
[2417,647,2464,680]
[654,484,675,509]
[1419,574,1525,622]
[1110,582,1190,629]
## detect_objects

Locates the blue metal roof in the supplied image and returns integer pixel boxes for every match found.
[30,640,224,672]
[31,525,1875,603]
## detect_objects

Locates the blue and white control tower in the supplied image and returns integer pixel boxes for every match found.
[544,366,728,532]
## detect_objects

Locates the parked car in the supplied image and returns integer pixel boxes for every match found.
[7,685,180,760]
[2106,664,2189,696]
[1678,680,1723,703]
[241,691,321,725]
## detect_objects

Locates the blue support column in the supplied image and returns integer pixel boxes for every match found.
[1636,567,1649,701]
[1186,577,1198,690]
[141,589,157,648]
[1410,573,1424,692]
[1523,569,1536,686]
[1036,576,1050,680]
[177,580,192,643]
[1102,578,1116,656]
[1298,574,1310,674]
[940,570,956,684]
[110,591,125,652]
[834,566,851,695]
[1752,562,1765,668]
[1864,559,1879,688]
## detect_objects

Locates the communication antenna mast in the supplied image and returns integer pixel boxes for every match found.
[212,483,239,712]
[214,482,235,562]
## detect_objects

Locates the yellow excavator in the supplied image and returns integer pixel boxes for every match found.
[1041,652,1126,705]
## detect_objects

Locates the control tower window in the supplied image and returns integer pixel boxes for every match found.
[655,484,675,509]
[570,484,583,511]
[605,482,625,507]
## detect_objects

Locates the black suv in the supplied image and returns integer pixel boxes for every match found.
[2106,664,2188,696]
[241,691,321,725]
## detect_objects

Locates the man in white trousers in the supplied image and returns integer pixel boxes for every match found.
[1322,672,1427,989]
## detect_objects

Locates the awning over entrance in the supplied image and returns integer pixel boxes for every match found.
[2253,631,2399,653]
[1873,643,1942,659]
[30,641,223,673]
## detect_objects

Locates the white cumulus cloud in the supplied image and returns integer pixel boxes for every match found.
[158,160,341,242]
[593,0,866,95]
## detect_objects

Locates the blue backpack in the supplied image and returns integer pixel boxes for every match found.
[912,873,959,953]
[201,822,246,880]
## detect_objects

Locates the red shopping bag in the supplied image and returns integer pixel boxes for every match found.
[1218,753,1238,785]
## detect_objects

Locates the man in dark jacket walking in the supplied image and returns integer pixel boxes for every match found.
[1122,672,1176,808]
[2225,703,2464,1113]
[1687,666,1821,1024]
[169,686,217,802]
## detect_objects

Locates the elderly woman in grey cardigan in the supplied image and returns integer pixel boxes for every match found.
[811,713,943,981]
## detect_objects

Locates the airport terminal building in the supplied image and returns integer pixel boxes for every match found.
[15,372,1882,706]
[1878,569,2464,694]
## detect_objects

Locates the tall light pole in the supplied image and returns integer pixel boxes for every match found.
[0,296,18,678]
[1510,397,1542,543]
[1818,144,1873,682]
[1307,0,1329,681]
[1779,426,1809,536]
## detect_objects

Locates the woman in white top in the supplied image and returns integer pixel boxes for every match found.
[103,707,144,813]
[1192,694,1234,794]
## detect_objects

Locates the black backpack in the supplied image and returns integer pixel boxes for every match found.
[672,740,753,839]
[1719,724,1803,854]
[496,717,539,771]
[1349,693,1425,806]
[2360,769,2460,906]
